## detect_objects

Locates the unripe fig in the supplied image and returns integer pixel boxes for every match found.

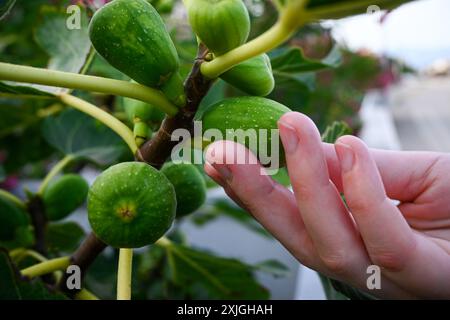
[42,174,89,221]
[0,196,29,241]
[123,96,166,144]
[220,54,275,96]
[185,0,250,55]
[161,162,207,217]
[201,97,291,168]
[87,162,176,248]
[89,0,185,106]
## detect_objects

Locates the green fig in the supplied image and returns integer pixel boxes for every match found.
[42,174,89,221]
[220,54,275,96]
[87,162,176,248]
[185,0,250,55]
[201,97,291,168]
[89,0,185,106]
[161,162,207,217]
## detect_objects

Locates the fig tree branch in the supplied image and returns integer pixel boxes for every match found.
[58,45,214,297]
[0,62,178,116]
[138,44,213,167]
[58,232,107,296]
[27,195,48,256]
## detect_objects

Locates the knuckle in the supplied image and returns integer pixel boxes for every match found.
[346,194,371,213]
[321,252,351,275]
[368,240,415,272]
[369,250,406,272]
[295,183,317,202]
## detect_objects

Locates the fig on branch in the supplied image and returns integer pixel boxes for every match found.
[89,0,185,106]
[201,97,291,168]
[87,162,176,248]
[185,0,250,56]
[161,162,207,217]
[220,54,275,96]
[42,174,89,221]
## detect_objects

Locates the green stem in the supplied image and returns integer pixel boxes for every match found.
[74,288,100,300]
[200,0,308,79]
[0,189,25,210]
[59,94,138,155]
[20,256,71,279]
[37,154,76,196]
[79,47,96,76]
[117,248,133,300]
[0,62,178,116]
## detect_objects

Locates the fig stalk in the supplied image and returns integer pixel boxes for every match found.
[20,256,71,279]
[37,154,75,196]
[117,248,133,300]
[0,62,178,115]
[59,94,138,155]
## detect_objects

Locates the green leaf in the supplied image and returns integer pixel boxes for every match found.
[46,222,85,254]
[271,46,341,74]
[318,273,348,300]
[269,73,313,110]
[42,109,127,165]
[197,199,272,238]
[306,0,415,20]
[321,120,352,143]
[34,6,91,73]
[271,167,291,186]
[0,249,67,300]
[0,225,35,251]
[164,242,270,299]
[254,260,290,278]
[318,273,376,300]
[0,105,54,171]
[0,0,15,20]
[0,81,56,97]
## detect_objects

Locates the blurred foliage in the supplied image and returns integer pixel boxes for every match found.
[0,0,407,300]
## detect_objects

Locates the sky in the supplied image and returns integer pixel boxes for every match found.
[328,0,450,70]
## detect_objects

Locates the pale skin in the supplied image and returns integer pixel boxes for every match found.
[204,111,450,299]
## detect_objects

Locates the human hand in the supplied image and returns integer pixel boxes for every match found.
[204,112,450,299]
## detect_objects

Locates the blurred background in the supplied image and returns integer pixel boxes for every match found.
[1,0,450,299]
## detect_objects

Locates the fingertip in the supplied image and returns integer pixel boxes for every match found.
[278,112,318,136]
[335,136,370,158]
[335,135,387,208]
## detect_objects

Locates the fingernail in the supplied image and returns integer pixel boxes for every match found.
[213,164,232,181]
[335,143,355,173]
[278,120,299,154]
